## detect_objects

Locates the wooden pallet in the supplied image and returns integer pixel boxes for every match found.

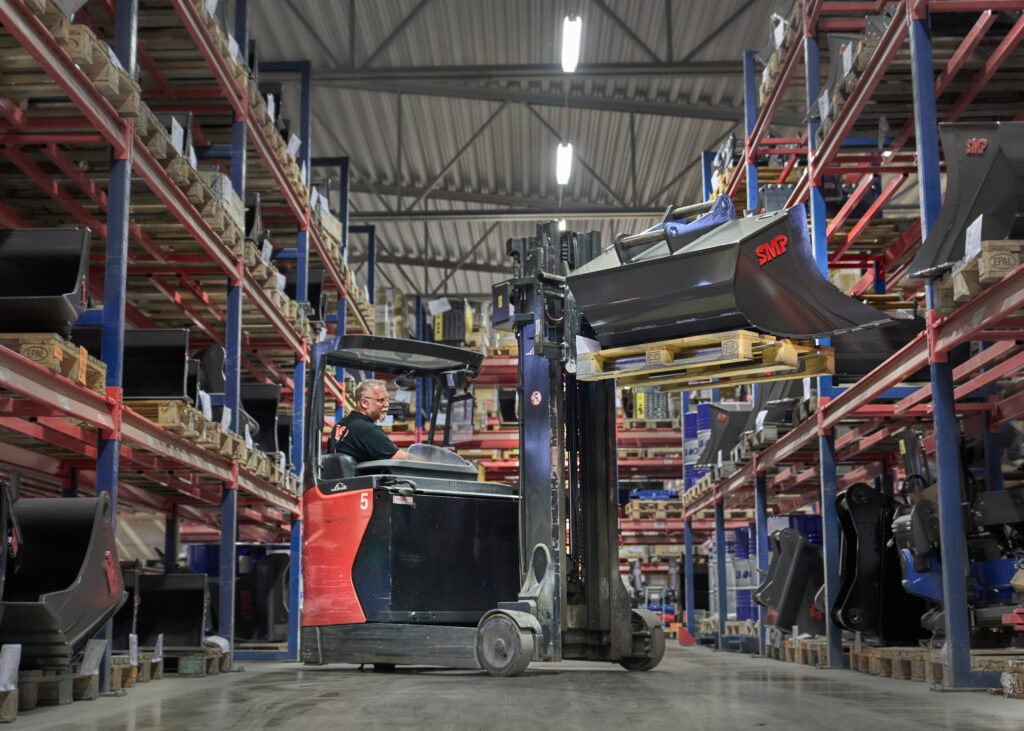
[577,330,834,391]
[0,333,107,395]
[108,656,136,691]
[623,500,684,520]
[163,647,224,677]
[622,418,680,430]
[137,652,164,683]
[933,239,1024,315]
[128,399,203,440]
[17,669,99,711]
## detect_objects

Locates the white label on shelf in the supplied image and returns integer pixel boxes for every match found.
[244,424,253,450]
[154,634,164,662]
[803,378,811,400]
[300,161,308,187]
[965,214,983,262]
[228,35,240,63]
[267,94,276,122]
[817,92,830,121]
[276,272,286,293]
[842,41,853,77]
[309,186,320,210]
[188,144,198,170]
[205,0,219,16]
[221,406,232,432]
[755,409,768,430]
[0,645,20,691]
[107,43,124,72]
[170,117,185,155]
[80,639,104,677]
[260,241,273,266]
[427,297,451,316]
[773,19,785,50]
[206,635,230,654]
[394,389,414,404]
[129,633,138,667]
[199,390,212,421]
[278,452,286,471]
[762,65,770,85]
[54,0,89,16]
[382,414,394,427]
[287,134,301,159]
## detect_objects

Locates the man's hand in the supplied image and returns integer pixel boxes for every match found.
[393,449,408,460]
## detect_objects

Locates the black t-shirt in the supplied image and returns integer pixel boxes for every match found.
[330,411,398,462]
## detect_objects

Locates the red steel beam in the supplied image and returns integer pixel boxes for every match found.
[943,12,1024,123]
[167,0,246,121]
[830,173,907,261]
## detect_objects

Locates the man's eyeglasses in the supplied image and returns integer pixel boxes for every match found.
[365,396,390,404]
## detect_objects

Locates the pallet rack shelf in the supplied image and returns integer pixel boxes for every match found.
[685,0,1024,686]
[0,0,375,668]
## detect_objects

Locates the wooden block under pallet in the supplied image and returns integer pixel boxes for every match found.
[163,647,222,677]
[0,332,106,395]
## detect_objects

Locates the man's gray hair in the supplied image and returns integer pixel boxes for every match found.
[354,379,388,401]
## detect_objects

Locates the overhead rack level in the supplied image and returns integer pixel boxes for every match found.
[683,0,1024,687]
[0,0,375,664]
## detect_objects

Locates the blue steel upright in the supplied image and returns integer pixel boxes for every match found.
[684,519,696,637]
[743,49,759,213]
[909,6,977,689]
[714,501,727,650]
[701,150,716,201]
[754,472,769,655]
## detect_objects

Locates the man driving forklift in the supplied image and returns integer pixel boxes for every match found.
[328,379,408,462]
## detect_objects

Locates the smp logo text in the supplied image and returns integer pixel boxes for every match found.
[756,235,788,266]
[965,138,988,156]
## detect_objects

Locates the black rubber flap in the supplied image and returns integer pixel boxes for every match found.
[0,228,90,334]
[72,328,190,400]
[740,379,804,436]
[240,382,282,453]
[696,402,752,468]
[568,205,891,346]
[906,121,1024,279]
[0,495,126,668]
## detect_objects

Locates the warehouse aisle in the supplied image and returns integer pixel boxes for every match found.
[12,647,1024,730]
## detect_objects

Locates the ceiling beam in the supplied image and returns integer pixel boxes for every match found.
[317,79,753,123]
[359,0,435,68]
[350,252,512,274]
[350,207,663,223]
[311,61,744,83]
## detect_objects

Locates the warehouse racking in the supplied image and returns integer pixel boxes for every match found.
[0,0,375,668]
[682,0,1024,687]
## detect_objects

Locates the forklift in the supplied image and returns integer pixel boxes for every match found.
[301,243,665,675]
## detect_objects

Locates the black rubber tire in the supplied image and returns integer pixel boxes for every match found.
[619,613,666,672]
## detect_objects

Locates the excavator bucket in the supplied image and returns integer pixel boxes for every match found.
[568,204,891,347]
[71,328,191,399]
[739,379,804,438]
[0,495,126,669]
[907,121,1024,279]
[0,228,90,336]
[134,573,209,650]
[832,483,927,643]
[240,383,283,454]
[695,403,751,469]
[752,528,826,635]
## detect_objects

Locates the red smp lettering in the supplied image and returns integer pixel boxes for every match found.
[104,550,120,596]
[717,413,727,422]
[965,138,988,156]
[756,235,788,266]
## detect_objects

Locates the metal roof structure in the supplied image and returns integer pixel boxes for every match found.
[247,0,798,301]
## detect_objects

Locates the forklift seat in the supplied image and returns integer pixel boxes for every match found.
[321,453,358,480]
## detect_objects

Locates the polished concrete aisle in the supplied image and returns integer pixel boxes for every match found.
[14,646,1024,730]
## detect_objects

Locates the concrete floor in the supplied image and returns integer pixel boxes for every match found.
[13,646,1024,730]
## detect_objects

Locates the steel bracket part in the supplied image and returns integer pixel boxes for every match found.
[102,386,122,440]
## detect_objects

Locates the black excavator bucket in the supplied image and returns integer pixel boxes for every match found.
[752,528,827,635]
[739,379,804,438]
[0,228,90,336]
[72,328,190,399]
[134,573,208,650]
[907,122,1024,279]
[240,383,282,454]
[568,204,891,347]
[195,346,260,435]
[0,495,126,669]
[696,403,752,469]
[832,483,928,643]
[235,553,290,642]
[285,269,329,323]
[832,316,926,382]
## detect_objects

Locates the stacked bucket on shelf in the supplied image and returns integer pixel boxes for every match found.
[683,404,711,492]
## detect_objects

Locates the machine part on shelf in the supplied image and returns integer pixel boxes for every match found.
[813,34,864,119]
[235,553,290,642]
[832,483,928,643]
[739,378,804,437]
[244,191,268,244]
[906,121,1024,279]
[276,414,292,467]
[195,345,260,436]
[864,6,896,38]
[752,528,827,636]
[758,184,795,213]
[111,565,140,652]
[567,204,892,347]
[695,402,752,469]
[0,495,126,669]
[0,482,21,626]
[240,383,283,454]
[134,573,209,650]
[72,327,191,400]
[831,316,931,382]
[286,269,328,323]
[0,228,90,336]
[892,500,941,573]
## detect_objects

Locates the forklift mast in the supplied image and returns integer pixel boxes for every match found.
[493,222,635,663]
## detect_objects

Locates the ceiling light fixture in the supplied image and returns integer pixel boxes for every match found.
[562,14,582,73]
[558,219,567,231]
[556,142,573,185]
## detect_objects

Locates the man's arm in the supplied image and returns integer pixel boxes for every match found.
[392,449,408,460]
